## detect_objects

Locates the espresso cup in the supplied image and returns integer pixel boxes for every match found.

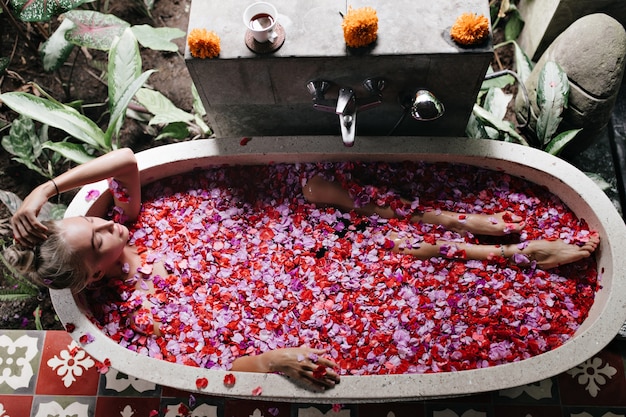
[243,2,278,43]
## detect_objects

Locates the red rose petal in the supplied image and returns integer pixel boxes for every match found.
[84,161,598,376]
[223,373,236,387]
[195,377,208,389]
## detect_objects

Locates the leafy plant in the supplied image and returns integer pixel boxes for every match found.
[3,0,183,101]
[130,83,212,140]
[467,42,581,156]
[1,115,63,178]
[534,62,582,155]
[0,28,155,164]
[0,212,62,330]
[490,0,525,42]
[40,10,185,72]
[0,189,66,222]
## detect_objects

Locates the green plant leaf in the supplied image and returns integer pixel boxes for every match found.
[544,128,581,155]
[42,140,96,164]
[10,0,93,22]
[0,190,23,215]
[0,92,106,148]
[191,82,206,117]
[40,17,76,72]
[466,113,488,139]
[513,41,533,84]
[482,88,512,121]
[584,172,613,192]
[536,61,569,145]
[10,156,48,177]
[64,10,130,51]
[155,122,190,140]
[131,25,185,52]
[480,67,515,91]
[0,292,37,301]
[108,28,141,136]
[104,69,156,148]
[0,188,65,219]
[504,8,524,41]
[1,115,40,158]
[472,104,529,145]
[135,88,194,125]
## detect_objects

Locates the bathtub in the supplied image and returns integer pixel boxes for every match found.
[51,136,626,403]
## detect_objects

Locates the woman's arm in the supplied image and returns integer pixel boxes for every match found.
[231,347,340,391]
[11,148,140,245]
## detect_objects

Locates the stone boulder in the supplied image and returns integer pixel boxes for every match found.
[515,13,626,155]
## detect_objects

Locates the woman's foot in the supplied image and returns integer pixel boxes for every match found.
[514,234,600,269]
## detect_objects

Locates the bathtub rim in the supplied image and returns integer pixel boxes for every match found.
[50,136,626,403]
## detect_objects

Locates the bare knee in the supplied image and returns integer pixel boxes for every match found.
[302,175,326,204]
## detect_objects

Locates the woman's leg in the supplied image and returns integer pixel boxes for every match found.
[388,233,599,270]
[302,175,525,236]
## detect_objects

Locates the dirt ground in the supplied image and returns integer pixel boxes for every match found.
[0,0,194,330]
[0,2,516,330]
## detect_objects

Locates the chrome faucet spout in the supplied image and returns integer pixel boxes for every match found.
[336,87,356,146]
[336,87,356,115]
[306,78,384,147]
[339,113,356,147]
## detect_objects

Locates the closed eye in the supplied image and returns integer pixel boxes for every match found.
[82,216,101,251]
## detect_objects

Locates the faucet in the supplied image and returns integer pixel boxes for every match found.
[336,87,357,146]
[307,78,385,147]
[400,89,445,121]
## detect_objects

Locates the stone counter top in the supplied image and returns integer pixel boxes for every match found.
[185,0,492,60]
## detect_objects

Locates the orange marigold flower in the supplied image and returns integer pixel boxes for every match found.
[188,28,221,59]
[450,13,490,46]
[342,6,378,48]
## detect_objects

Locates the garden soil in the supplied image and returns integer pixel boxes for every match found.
[0,0,194,330]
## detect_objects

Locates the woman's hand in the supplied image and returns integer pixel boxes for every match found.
[231,346,340,391]
[263,347,340,391]
[11,183,52,246]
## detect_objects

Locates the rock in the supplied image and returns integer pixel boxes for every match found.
[515,13,626,155]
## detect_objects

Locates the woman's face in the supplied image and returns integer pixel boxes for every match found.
[60,216,129,284]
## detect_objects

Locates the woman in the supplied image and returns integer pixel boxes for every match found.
[5,149,339,390]
[5,149,598,387]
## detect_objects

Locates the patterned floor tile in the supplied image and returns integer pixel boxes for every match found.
[161,384,199,398]
[97,368,161,397]
[293,403,356,416]
[492,404,562,417]
[30,395,96,417]
[160,395,224,417]
[425,403,492,417]
[0,395,34,417]
[0,330,43,395]
[558,341,626,407]
[494,378,560,404]
[357,401,425,417]
[431,393,493,404]
[562,406,626,417]
[94,396,160,417]
[224,398,291,417]
[35,330,100,396]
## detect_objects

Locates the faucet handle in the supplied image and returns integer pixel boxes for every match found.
[306,79,332,99]
[410,90,445,121]
[362,77,385,95]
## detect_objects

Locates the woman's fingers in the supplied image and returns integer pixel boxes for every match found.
[11,214,48,245]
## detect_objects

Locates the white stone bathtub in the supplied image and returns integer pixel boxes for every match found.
[50,136,626,403]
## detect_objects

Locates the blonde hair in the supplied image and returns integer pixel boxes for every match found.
[2,220,90,293]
